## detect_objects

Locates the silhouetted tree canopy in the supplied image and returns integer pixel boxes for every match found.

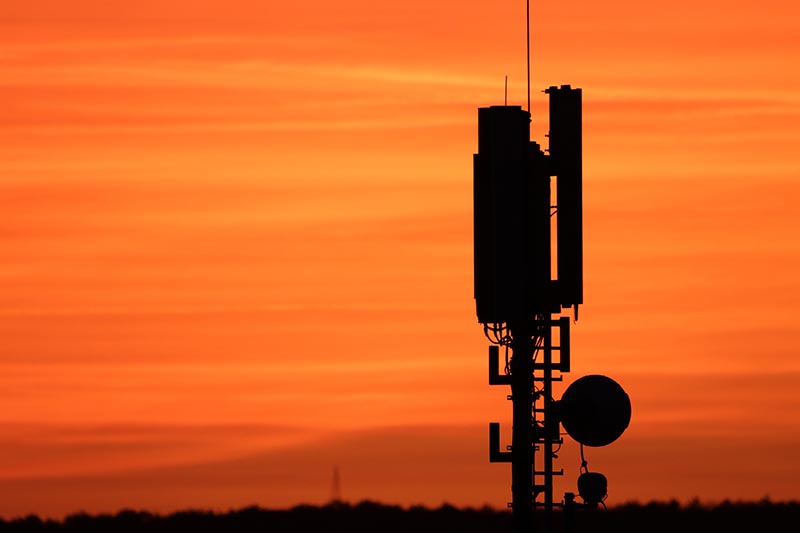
[0,500,796,533]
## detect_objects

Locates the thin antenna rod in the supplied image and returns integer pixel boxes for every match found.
[505,75,508,106]
[526,0,531,113]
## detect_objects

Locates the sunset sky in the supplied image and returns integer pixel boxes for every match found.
[2,0,799,519]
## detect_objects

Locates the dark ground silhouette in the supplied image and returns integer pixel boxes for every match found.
[1,499,797,533]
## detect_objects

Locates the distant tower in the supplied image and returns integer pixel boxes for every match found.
[331,466,342,503]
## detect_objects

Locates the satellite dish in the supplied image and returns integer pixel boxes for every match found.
[559,374,631,447]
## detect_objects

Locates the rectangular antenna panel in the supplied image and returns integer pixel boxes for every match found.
[474,106,551,323]
[548,86,583,307]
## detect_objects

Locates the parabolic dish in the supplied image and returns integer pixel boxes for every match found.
[559,374,631,447]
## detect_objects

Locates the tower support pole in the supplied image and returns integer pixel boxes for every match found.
[509,322,535,533]
[542,320,554,533]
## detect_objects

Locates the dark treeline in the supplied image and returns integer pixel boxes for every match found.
[1,499,797,533]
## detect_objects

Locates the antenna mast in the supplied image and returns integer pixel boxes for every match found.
[473,3,632,533]
[526,0,531,113]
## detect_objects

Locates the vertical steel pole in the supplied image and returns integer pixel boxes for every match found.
[543,320,554,533]
[509,322,534,533]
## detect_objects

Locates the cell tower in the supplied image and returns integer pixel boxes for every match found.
[473,3,631,532]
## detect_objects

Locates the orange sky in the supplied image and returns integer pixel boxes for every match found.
[1,0,799,519]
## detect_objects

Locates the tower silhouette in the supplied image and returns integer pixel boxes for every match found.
[330,465,342,503]
[472,4,630,533]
